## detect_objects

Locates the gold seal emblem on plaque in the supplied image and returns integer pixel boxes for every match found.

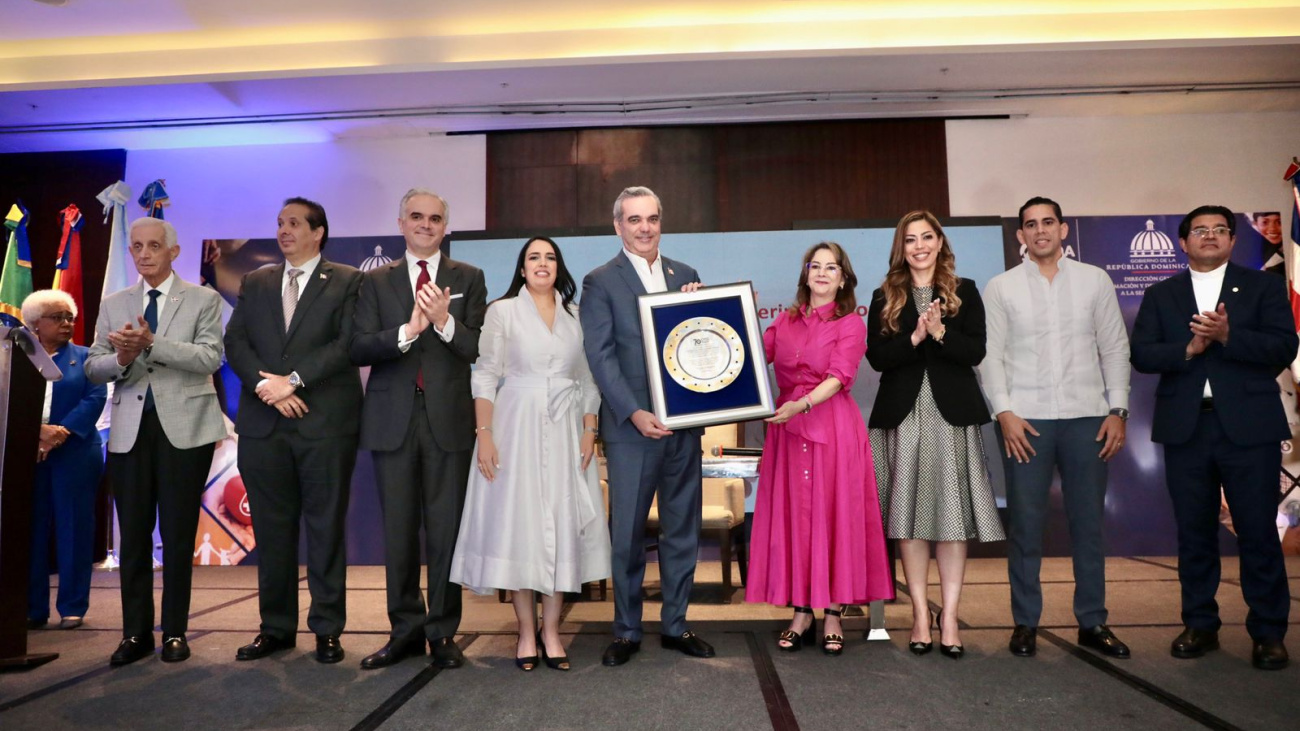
[662,317,745,393]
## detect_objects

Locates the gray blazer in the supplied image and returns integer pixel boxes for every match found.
[580,252,701,443]
[85,277,228,453]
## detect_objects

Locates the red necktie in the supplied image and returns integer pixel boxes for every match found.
[415,260,430,390]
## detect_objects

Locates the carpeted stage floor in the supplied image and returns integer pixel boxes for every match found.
[2,557,1297,731]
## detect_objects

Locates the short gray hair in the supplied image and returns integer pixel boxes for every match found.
[129,217,179,249]
[399,188,450,221]
[613,186,662,222]
[21,289,76,325]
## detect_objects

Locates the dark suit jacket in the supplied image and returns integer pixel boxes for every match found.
[349,254,487,452]
[224,258,364,440]
[866,277,990,429]
[580,252,701,443]
[1131,262,1297,446]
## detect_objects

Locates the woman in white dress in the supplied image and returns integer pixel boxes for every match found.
[450,236,611,671]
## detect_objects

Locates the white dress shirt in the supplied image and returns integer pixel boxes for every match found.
[42,379,53,425]
[398,250,456,350]
[1189,261,1229,398]
[622,247,668,293]
[979,256,1131,420]
[281,253,321,300]
[140,270,176,319]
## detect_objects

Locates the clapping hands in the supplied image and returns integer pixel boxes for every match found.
[109,316,155,366]
[911,299,943,346]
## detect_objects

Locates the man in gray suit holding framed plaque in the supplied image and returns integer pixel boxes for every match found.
[86,217,227,667]
[581,186,714,666]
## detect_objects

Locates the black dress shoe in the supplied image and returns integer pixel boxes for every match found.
[1252,638,1289,670]
[316,635,345,664]
[661,631,715,658]
[1170,627,1219,659]
[430,637,465,669]
[1079,625,1130,658]
[1009,625,1037,657]
[160,636,190,663]
[236,633,296,661]
[602,638,641,666]
[360,638,425,670]
[538,632,570,671]
[936,608,962,660]
[110,636,155,666]
[27,617,48,630]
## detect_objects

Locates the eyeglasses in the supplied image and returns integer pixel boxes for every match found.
[1189,226,1231,239]
[806,263,842,275]
[43,313,77,324]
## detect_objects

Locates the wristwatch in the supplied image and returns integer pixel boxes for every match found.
[288,371,304,389]
[1108,407,1129,421]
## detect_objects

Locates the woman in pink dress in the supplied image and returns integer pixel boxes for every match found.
[746,242,895,655]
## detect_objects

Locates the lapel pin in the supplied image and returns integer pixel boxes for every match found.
[667,267,675,276]
[70,360,77,366]
[1232,287,1239,292]
[320,273,327,280]
[170,296,181,303]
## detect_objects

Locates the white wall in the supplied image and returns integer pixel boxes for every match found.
[947,112,1300,218]
[124,135,487,280]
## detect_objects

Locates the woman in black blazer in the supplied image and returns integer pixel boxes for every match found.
[866,211,1005,660]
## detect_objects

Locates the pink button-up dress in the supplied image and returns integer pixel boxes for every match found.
[746,303,895,607]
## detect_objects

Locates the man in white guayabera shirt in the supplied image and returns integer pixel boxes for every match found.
[1132,205,1293,671]
[980,197,1132,660]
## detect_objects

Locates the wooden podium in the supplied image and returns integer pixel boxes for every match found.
[0,325,63,671]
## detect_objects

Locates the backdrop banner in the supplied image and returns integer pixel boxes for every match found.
[998,212,1299,557]
[201,224,1007,564]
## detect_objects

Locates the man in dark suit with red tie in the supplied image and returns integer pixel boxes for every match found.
[1132,204,1293,670]
[224,197,363,664]
[349,189,487,670]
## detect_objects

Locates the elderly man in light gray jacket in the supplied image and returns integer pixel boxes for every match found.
[86,217,227,667]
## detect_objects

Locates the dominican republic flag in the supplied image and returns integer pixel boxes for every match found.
[53,203,86,344]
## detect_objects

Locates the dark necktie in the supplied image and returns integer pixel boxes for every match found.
[415,261,430,391]
[143,289,160,411]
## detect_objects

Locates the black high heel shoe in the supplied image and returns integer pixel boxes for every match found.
[936,608,964,659]
[822,607,845,656]
[515,633,539,671]
[538,631,570,671]
[777,606,816,652]
[908,606,934,655]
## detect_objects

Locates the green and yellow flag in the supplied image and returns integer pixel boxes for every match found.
[1,203,33,327]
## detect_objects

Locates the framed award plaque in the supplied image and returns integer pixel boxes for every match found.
[638,282,775,430]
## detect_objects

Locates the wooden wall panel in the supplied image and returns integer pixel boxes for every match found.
[485,120,949,234]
